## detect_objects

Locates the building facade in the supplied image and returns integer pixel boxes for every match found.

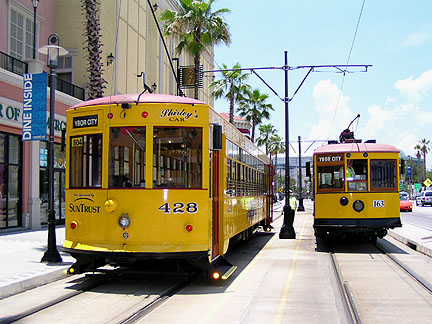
[0,0,215,231]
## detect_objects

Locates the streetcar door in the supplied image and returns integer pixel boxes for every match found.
[212,150,220,259]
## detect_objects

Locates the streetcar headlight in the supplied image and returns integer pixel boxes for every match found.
[353,200,364,212]
[118,213,131,228]
[340,197,349,206]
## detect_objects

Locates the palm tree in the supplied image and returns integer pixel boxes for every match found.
[82,0,106,99]
[416,139,430,181]
[237,89,274,143]
[210,63,249,124]
[160,0,231,99]
[415,147,422,182]
[257,124,277,156]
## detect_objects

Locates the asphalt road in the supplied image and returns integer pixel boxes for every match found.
[401,202,432,231]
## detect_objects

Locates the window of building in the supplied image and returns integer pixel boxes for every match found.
[69,134,102,188]
[153,127,202,188]
[0,132,22,229]
[9,5,38,61]
[40,142,66,223]
[371,160,397,190]
[56,54,74,83]
[108,127,146,188]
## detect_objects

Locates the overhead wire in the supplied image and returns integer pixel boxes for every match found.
[327,0,366,140]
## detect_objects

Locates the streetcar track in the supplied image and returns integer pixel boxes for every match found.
[375,241,432,294]
[0,274,113,324]
[1,270,199,324]
[328,246,363,324]
[117,272,198,324]
[324,237,432,324]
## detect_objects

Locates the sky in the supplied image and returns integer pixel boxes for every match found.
[211,0,432,166]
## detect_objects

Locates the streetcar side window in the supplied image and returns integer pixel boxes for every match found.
[153,127,202,188]
[70,134,102,188]
[108,127,146,188]
[371,160,397,190]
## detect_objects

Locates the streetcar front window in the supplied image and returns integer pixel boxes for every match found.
[346,159,368,191]
[371,160,397,190]
[70,134,102,188]
[317,165,344,190]
[153,127,202,188]
[108,127,146,188]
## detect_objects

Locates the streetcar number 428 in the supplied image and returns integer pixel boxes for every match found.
[159,202,198,214]
[373,200,385,208]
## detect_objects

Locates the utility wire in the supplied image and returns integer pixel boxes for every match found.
[328,0,366,139]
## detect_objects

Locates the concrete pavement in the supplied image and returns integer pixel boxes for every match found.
[0,200,431,300]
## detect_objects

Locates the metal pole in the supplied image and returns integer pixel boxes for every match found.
[33,6,37,59]
[279,51,296,239]
[297,135,305,211]
[41,66,62,263]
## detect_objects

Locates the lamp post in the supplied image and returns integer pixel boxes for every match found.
[279,51,296,239]
[32,0,40,60]
[39,34,68,263]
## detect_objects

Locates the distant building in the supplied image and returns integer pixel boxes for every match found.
[219,113,251,136]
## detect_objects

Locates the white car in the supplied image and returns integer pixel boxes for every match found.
[416,191,432,206]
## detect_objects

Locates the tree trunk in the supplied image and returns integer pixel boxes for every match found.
[251,117,256,143]
[194,54,200,100]
[82,0,106,99]
[229,90,234,124]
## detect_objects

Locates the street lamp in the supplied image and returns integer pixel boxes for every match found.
[39,33,68,263]
[32,0,40,60]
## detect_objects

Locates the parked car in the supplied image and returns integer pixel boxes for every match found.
[400,191,409,200]
[416,191,432,206]
[400,196,413,212]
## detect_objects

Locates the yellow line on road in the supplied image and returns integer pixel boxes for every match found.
[273,214,308,324]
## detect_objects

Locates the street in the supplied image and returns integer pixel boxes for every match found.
[401,202,432,231]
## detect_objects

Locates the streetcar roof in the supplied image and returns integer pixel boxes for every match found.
[314,142,400,154]
[70,93,207,109]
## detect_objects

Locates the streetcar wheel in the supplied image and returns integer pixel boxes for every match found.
[369,235,377,244]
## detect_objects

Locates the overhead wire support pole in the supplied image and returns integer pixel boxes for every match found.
[204,57,371,241]
[251,70,284,102]
[279,50,296,239]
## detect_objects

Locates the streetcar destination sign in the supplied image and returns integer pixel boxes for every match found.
[317,155,343,162]
[73,115,98,128]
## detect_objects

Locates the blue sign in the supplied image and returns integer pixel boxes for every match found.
[22,73,47,141]
[407,165,412,177]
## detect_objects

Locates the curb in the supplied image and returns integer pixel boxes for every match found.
[388,230,432,258]
[0,266,70,300]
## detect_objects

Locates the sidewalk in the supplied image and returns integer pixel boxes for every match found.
[0,212,431,300]
[0,226,74,299]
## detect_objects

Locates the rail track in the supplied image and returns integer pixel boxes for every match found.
[327,237,432,324]
[1,269,198,324]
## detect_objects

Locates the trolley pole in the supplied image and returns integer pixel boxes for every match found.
[279,51,296,239]
[297,136,305,211]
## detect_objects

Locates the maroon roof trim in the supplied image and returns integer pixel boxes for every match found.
[314,143,400,154]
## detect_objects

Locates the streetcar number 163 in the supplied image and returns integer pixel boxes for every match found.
[373,200,385,208]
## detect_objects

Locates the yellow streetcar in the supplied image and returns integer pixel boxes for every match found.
[313,129,402,241]
[63,94,273,278]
